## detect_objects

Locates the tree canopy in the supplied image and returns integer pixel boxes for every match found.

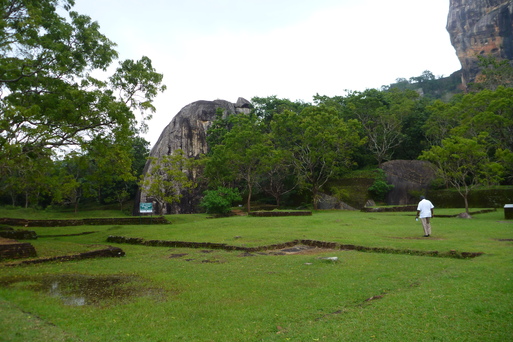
[0,0,165,209]
[420,136,504,213]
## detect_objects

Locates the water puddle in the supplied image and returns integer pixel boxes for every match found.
[0,274,166,306]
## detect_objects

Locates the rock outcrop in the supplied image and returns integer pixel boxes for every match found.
[149,98,251,160]
[380,160,437,205]
[447,0,513,88]
[136,98,251,215]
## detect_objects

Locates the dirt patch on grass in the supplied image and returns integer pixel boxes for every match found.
[169,253,188,258]
[271,245,336,255]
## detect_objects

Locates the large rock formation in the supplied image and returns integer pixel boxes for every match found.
[136,98,251,215]
[447,0,513,88]
[381,160,437,205]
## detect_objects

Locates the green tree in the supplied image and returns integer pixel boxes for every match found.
[496,148,513,184]
[200,187,242,215]
[80,136,137,205]
[205,108,231,152]
[450,87,513,153]
[260,148,297,207]
[205,114,272,212]
[271,105,363,209]
[419,136,504,213]
[51,152,89,212]
[251,95,310,126]
[0,0,165,207]
[345,89,414,165]
[409,70,436,84]
[139,150,194,215]
[423,99,461,146]
[469,56,513,91]
[0,152,53,207]
[368,169,394,202]
[109,56,166,133]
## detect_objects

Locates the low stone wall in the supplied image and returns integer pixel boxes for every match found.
[107,236,483,259]
[3,246,125,267]
[0,229,38,240]
[361,207,496,216]
[361,206,417,212]
[0,216,168,227]
[0,238,37,260]
[248,211,312,217]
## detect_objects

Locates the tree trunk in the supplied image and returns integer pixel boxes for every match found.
[246,184,252,213]
[312,188,319,210]
[463,195,469,214]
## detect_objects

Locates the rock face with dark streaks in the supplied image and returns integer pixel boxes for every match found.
[136,98,251,215]
[447,0,513,88]
[380,160,437,205]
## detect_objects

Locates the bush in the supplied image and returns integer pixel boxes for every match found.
[368,169,394,202]
[200,187,242,215]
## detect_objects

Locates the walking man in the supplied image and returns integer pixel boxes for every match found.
[416,196,434,237]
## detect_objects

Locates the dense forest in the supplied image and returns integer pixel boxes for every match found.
[196,74,512,212]
[1,1,512,212]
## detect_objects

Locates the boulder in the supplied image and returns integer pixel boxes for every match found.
[457,212,473,219]
[137,98,251,214]
[381,160,437,205]
[317,193,358,210]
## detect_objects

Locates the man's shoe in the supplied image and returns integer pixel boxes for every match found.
[423,235,430,237]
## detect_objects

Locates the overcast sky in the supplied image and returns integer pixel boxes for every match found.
[73,0,462,147]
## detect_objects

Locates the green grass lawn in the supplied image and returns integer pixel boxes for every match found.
[0,209,512,341]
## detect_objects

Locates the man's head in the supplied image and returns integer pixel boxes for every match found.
[420,196,426,200]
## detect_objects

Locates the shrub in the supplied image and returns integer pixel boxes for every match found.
[200,187,242,215]
[369,169,394,202]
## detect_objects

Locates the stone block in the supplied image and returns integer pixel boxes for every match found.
[504,204,513,220]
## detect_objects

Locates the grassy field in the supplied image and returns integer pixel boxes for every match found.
[0,208,512,341]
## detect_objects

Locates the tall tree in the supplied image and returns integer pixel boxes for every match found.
[205,114,272,212]
[260,149,297,207]
[251,95,310,126]
[450,87,513,153]
[0,0,165,207]
[51,152,89,212]
[272,105,363,209]
[423,99,461,146]
[419,136,504,213]
[345,89,413,165]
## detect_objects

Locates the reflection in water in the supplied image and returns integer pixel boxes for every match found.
[0,274,165,306]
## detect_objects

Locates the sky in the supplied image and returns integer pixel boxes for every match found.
[72,0,462,147]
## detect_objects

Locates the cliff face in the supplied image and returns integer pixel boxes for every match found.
[447,0,513,88]
[136,98,251,215]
